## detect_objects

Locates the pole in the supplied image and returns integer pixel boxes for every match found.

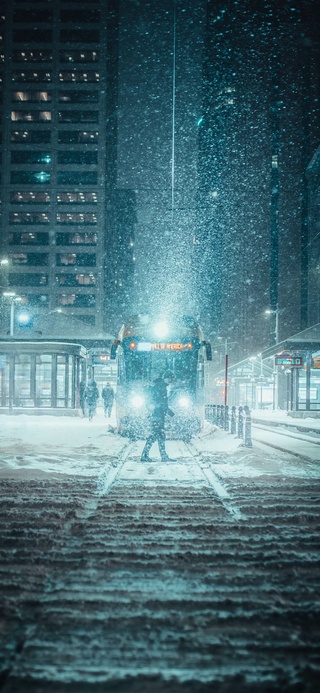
[275,306,279,407]
[224,354,228,406]
[275,305,279,343]
[171,0,176,217]
[10,299,14,336]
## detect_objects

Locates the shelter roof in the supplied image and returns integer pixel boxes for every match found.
[261,323,320,359]
[1,310,115,344]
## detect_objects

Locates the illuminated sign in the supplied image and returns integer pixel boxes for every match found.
[153,342,186,351]
[136,342,193,352]
[92,353,110,364]
[275,355,303,367]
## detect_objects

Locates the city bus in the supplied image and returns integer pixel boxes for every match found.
[110,314,212,440]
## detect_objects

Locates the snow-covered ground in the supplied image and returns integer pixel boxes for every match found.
[1,406,320,479]
[1,408,320,692]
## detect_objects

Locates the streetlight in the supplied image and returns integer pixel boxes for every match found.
[210,336,238,406]
[0,257,10,294]
[265,305,280,344]
[2,292,22,336]
[265,306,284,408]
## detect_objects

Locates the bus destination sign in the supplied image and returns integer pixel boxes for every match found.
[153,342,185,351]
[136,342,192,352]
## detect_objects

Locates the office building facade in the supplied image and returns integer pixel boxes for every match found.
[0,0,134,336]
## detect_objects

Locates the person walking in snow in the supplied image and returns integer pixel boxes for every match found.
[84,379,99,421]
[79,379,86,417]
[140,370,175,462]
[101,382,115,418]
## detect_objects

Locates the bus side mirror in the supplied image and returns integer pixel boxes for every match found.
[110,340,119,360]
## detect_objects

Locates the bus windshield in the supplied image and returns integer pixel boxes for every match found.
[124,349,198,388]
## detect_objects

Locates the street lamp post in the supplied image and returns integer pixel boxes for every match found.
[265,305,282,408]
[2,292,22,336]
[265,305,280,344]
[210,336,238,407]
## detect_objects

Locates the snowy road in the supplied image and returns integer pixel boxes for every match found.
[1,415,320,692]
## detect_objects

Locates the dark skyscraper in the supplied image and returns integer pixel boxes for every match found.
[196,0,320,355]
[0,0,135,336]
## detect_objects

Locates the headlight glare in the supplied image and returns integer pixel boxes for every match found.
[178,396,191,408]
[131,394,145,408]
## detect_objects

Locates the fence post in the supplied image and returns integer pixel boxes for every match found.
[212,404,217,424]
[224,404,229,431]
[205,404,212,423]
[243,405,253,447]
[237,406,244,439]
[230,405,236,434]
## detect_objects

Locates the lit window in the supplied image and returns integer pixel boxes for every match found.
[56,191,97,204]
[9,212,50,224]
[11,111,51,122]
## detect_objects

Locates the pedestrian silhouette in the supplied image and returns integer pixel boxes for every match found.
[141,370,175,462]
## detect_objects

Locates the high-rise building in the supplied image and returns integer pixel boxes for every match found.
[0,0,134,336]
[196,0,320,355]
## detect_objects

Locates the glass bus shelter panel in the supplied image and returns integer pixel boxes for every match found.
[57,356,68,407]
[298,369,320,410]
[0,346,85,411]
[69,355,75,408]
[35,354,52,407]
[14,355,33,407]
[0,357,9,407]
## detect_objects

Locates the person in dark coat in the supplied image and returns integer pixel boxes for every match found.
[84,379,99,420]
[140,370,175,462]
[101,382,115,418]
[79,379,86,417]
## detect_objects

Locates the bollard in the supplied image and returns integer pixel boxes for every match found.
[237,406,244,438]
[220,405,225,429]
[243,405,253,447]
[216,405,221,427]
[212,404,217,424]
[230,405,236,434]
[205,404,212,423]
[224,404,229,431]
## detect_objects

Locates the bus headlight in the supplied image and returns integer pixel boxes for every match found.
[178,396,191,408]
[153,320,168,338]
[131,394,145,408]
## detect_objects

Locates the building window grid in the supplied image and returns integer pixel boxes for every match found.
[10,131,52,143]
[9,212,50,224]
[56,192,98,204]
[55,273,96,287]
[4,8,107,330]
[11,111,52,122]
[56,212,97,224]
[56,232,98,245]
[10,191,51,204]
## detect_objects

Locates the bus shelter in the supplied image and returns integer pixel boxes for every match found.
[261,323,320,413]
[0,341,86,414]
[209,323,320,412]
